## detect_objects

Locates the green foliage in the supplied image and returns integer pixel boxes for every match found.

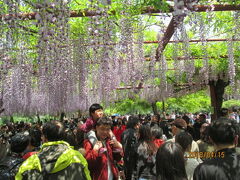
[154,77,161,85]
[105,90,211,115]
[0,114,55,125]
[222,99,240,109]
[69,17,89,39]
[212,12,234,35]
[141,0,170,12]
[156,90,211,113]
[105,98,152,115]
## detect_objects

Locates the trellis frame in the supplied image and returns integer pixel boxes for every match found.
[1,1,240,118]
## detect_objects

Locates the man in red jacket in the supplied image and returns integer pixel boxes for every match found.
[84,117,123,180]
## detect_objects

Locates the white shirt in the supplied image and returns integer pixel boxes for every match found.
[103,141,113,180]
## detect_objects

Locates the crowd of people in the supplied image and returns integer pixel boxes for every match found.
[0,103,240,180]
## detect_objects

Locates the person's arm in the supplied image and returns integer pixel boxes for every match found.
[109,129,117,140]
[86,130,98,146]
[84,140,102,170]
[110,139,123,161]
[79,119,93,133]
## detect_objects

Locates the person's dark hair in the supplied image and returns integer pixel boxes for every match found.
[237,123,240,148]
[151,127,163,139]
[96,116,113,127]
[199,114,206,118]
[144,115,151,122]
[64,129,77,148]
[220,108,229,117]
[76,129,85,148]
[175,132,193,152]
[42,120,65,141]
[200,123,210,143]
[209,119,239,145]
[138,125,157,155]
[29,126,42,147]
[182,115,190,124]
[89,103,103,116]
[122,117,127,125]
[126,115,139,129]
[117,118,123,126]
[156,142,187,180]
[0,133,10,160]
[10,133,30,153]
[199,114,206,123]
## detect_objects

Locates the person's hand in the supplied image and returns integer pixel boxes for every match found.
[119,171,125,180]
[108,130,115,139]
[93,141,103,152]
[110,139,122,149]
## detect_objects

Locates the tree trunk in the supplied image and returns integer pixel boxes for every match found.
[209,79,229,121]
[162,101,165,112]
[10,116,14,123]
[152,102,158,115]
[60,112,65,121]
[37,114,41,122]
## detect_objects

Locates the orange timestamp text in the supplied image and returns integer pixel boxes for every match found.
[185,152,225,159]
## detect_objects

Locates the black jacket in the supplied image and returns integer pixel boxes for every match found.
[0,155,23,180]
[132,142,157,180]
[121,128,138,180]
[193,148,240,180]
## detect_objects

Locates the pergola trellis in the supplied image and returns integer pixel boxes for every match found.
[2,4,239,19]
[0,0,239,118]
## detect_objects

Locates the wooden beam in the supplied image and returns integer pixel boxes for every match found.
[115,84,166,90]
[1,4,240,21]
[115,82,207,90]
[172,83,208,98]
[0,10,113,21]
[1,38,239,52]
[72,38,240,48]
[145,55,236,61]
[144,38,240,44]
[79,38,240,47]
[194,4,240,12]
